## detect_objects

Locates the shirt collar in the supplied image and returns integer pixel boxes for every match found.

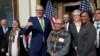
[94,21,100,24]
[37,17,44,20]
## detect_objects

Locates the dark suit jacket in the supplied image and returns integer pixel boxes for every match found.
[69,22,96,56]
[24,16,52,53]
[0,26,12,52]
[93,21,100,48]
[20,28,28,56]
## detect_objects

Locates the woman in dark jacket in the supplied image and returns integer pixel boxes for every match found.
[69,11,97,56]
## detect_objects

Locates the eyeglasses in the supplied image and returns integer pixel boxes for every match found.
[63,17,69,18]
[73,15,80,16]
[54,23,63,24]
[36,10,43,11]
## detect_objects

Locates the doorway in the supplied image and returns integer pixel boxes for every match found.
[41,0,80,18]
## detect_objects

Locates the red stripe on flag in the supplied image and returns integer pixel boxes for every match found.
[51,16,57,29]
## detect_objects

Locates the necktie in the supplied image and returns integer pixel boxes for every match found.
[65,23,67,31]
[97,22,100,29]
[40,19,45,32]
[39,18,45,43]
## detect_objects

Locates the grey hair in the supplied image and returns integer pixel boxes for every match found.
[72,9,81,15]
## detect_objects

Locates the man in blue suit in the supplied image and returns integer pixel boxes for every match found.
[24,5,52,56]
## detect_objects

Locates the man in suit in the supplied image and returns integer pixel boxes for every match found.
[0,19,11,56]
[63,13,73,56]
[24,5,52,56]
[63,13,71,31]
[69,11,97,56]
[94,9,100,56]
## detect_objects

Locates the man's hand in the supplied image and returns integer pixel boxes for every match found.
[1,48,5,52]
[25,22,33,28]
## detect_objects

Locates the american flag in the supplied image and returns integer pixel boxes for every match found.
[79,0,92,12]
[45,0,56,29]
[45,0,55,19]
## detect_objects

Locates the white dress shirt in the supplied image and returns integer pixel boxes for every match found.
[76,26,81,33]
[94,21,100,48]
[75,23,81,33]
[3,27,8,34]
[11,30,19,56]
[65,22,69,31]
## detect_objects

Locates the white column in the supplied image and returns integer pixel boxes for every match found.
[29,0,37,16]
[18,0,37,26]
[18,0,30,26]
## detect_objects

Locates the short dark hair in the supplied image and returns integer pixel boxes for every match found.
[63,12,73,23]
[0,18,7,23]
[63,12,70,16]
[80,11,93,22]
